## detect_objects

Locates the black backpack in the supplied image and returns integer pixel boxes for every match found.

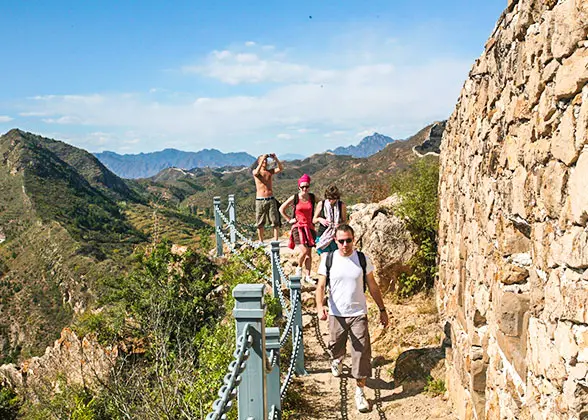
[325,250,368,292]
[292,193,315,217]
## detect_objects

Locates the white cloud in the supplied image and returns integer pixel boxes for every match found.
[355,129,376,138]
[17,41,471,154]
[324,131,348,138]
[277,133,293,140]
[245,41,256,47]
[182,49,336,85]
[0,116,14,123]
[42,115,84,125]
[19,111,51,117]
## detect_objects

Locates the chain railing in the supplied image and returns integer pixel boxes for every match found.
[205,323,253,420]
[207,196,308,420]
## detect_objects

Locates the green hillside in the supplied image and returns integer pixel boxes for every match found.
[143,123,439,225]
[0,129,208,362]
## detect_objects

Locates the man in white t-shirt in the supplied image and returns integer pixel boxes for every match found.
[316,224,389,414]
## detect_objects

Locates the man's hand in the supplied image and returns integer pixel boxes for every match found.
[317,305,328,321]
[379,310,389,328]
[289,218,297,225]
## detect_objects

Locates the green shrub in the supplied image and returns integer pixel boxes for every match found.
[423,376,446,396]
[390,158,439,296]
[0,385,20,420]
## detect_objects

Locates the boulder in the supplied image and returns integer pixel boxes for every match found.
[348,196,418,292]
[0,328,117,398]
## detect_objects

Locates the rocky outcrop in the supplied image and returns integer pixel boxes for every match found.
[413,121,446,157]
[349,196,417,292]
[0,328,117,399]
[437,1,588,419]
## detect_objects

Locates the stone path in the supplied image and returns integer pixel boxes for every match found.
[272,240,457,419]
[286,301,456,419]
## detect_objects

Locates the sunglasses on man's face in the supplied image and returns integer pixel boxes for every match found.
[300,185,310,189]
[337,238,353,245]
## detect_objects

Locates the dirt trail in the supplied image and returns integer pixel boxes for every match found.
[274,240,457,419]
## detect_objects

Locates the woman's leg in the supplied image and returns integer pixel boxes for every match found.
[305,246,312,276]
[297,244,307,271]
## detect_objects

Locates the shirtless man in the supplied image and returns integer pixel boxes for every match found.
[253,153,283,242]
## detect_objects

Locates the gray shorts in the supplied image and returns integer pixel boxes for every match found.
[329,314,372,379]
[255,197,281,228]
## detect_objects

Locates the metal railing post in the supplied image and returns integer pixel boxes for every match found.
[233,284,267,420]
[270,241,281,300]
[213,196,223,257]
[288,276,308,375]
[228,194,236,245]
[265,327,281,419]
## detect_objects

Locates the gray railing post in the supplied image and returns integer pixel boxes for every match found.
[288,276,308,375]
[233,284,267,420]
[265,327,281,419]
[270,241,281,300]
[213,196,223,257]
[228,194,236,245]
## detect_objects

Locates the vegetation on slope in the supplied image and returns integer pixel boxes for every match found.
[390,157,440,296]
[18,242,282,419]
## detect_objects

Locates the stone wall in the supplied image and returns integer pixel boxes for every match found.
[437,0,588,419]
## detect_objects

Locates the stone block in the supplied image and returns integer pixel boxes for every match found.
[539,160,568,218]
[497,214,531,256]
[527,317,567,386]
[575,87,588,150]
[499,264,530,285]
[498,291,530,337]
[528,268,546,315]
[511,166,528,217]
[554,321,579,363]
[503,135,521,171]
[567,147,588,225]
[574,324,588,363]
[538,84,557,122]
[551,104,580,166]
[522,138,550,169]
[549,226,588,269]
[544,267,588,324]
[550,0,588,60]
[554,47,588,100]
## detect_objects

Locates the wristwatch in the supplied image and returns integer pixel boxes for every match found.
[379,307,386,313]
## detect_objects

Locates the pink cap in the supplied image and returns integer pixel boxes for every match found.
[298,173,311,186]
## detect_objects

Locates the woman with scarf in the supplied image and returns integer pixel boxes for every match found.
[279,174,317,284]
[313,185,347,255]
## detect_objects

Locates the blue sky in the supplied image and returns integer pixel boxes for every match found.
[0,0,505,156]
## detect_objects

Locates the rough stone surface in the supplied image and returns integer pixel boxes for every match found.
[349,196,417,292]
[437,1,588,419]
[0,328,117,400]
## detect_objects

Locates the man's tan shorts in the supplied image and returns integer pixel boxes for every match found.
[255,197,281,228]
[328,314,372,379]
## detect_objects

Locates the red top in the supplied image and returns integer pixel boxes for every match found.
[294,196,313,227]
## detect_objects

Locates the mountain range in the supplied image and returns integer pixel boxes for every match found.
[94,132,396,179]
[329,132,395,158]
[94,148,256,179]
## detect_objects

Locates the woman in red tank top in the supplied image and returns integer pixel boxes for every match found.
[279,174,317,284]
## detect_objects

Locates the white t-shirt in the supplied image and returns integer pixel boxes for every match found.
[318,250,374,317]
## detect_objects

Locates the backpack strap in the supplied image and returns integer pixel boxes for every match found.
[325,251,334,288]
[326,250,367,292]
[292,194,299,218]
[357,251,367,292]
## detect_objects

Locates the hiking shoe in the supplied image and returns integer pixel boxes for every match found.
[294,267,302,277]
[303,275,317,285]
[331,359,342,377]
[355,387,369,413]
